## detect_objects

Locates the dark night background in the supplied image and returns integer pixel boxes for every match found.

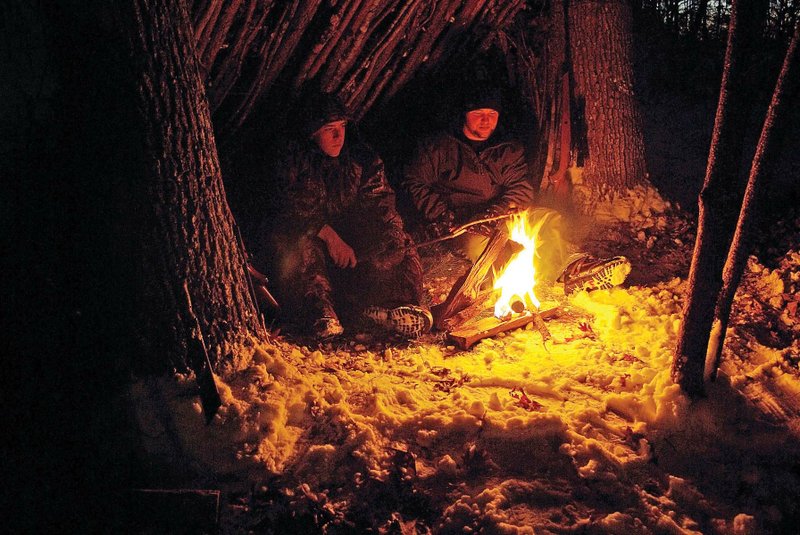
[2,1,798,531]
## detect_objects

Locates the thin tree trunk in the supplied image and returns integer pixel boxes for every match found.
[293,0,366,89]
[194,0,243,77]
[417,0,489,75]
[205,1,272,112]
[227,0,322,131]
[188,0,526,134]
[343,0,428,110]
[538,0,569,196]
[691,0,710,38]
[321,0,396,89]
[706,21,800,379]
[671,0,767,396]
[368,0,463,112]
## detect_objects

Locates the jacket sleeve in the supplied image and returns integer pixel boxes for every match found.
[275,151,327,239]
[402,140,452,221]
[358,151,409,247]
[492,142,534,212]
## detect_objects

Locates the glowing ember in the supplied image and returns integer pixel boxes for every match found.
[493,212,543,318]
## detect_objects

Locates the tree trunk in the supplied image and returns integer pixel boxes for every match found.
[116,0,265,372]
[11,0,267,528]
[568,0,649,203]
[691,0,710,38]
[706,21,800,379]
[671,0,768,397]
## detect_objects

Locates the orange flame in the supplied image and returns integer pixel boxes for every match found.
[493,212,544,318]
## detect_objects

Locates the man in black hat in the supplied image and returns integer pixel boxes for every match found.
[257,91,432,339]
[404,86,531,230]
[403,84,539,264]
[403,84,631,293]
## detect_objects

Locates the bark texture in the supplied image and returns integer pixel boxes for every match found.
[568,0,648,198]
[121,0,265,371]
[671,0,769,396]
[706,21,800,379]
[536,0,569,193]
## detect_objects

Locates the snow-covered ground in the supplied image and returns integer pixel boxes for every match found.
[130,209,800,534]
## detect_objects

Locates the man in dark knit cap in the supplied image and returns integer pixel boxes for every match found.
[403,84,535,260]
[256,91,432,339]
[403,84,631,293]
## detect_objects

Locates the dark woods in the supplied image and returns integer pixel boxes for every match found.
[3,0,798,531]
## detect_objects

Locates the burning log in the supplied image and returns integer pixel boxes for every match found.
[436,287,496,332]
[438,212,553,344]
[446,307,558,350]
[431,230,510,329]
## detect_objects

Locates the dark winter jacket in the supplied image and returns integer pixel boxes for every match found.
[272,138,409,256]
[403,131,534,223]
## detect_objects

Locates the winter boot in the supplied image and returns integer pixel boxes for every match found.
[363,305,433,337]
[557,253,631,294]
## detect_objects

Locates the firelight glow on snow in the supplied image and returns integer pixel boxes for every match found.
[128,190,800,532]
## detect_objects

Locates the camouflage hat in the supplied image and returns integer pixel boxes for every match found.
[300,91,349,136]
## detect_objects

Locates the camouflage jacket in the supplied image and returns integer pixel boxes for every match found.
[402,130,534,223]
[272,139,408,255]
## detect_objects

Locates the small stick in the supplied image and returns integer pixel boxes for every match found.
[531,308,552,351]
[445,307,559,350]
[413,213,517,250]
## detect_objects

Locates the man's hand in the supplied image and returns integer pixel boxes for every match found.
[318,225,357,268]
[466,221,496,237]
[465,205,519,237]
[427,210,456,240]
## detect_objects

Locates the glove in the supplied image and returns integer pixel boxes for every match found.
[466,222,496,237]
[465,205,508,237]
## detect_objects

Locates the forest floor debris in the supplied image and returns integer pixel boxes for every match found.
[130,209,800,534]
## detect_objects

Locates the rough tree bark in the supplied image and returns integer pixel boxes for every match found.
[568,0,649,204]
[117,0,265,372]
[187,0,526,134]
[706,21,800,379]
[11,0,268,528]
[671,0,769,396]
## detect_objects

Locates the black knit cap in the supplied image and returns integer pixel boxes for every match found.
[461,84,503,113]
[300,91,349,136]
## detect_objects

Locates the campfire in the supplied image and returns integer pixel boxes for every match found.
[444,212,556,349]
[493,213,543,320]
